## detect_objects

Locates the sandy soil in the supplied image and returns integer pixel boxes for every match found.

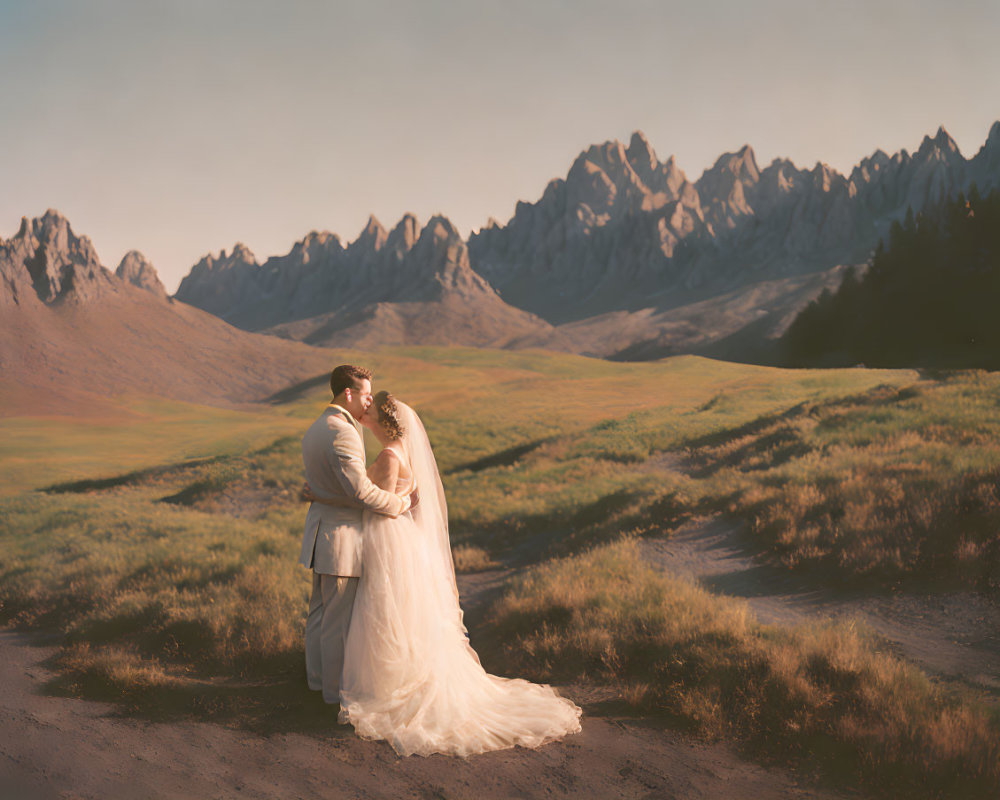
[640,516,1000,701]
[0,566,857,800]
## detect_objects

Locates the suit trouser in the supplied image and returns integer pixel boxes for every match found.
[305,572,359,704]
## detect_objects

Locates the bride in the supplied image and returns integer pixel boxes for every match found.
[309,390,581,757]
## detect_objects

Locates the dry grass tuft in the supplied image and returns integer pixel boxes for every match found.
[685,378,1000,589]
[487,538,1000,799]
[451,545,500,573]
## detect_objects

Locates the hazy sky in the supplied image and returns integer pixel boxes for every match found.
[1,0,998,292]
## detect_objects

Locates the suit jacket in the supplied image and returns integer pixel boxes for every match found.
[299,404,407,576]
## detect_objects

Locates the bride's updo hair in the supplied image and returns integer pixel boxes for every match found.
[373,390,404,441]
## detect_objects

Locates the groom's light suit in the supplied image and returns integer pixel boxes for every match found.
[300,403,409,703]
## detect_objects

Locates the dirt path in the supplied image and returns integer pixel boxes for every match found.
[0,568,858,800]
[640,516,1000,699]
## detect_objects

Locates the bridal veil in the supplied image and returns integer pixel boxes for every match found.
[338,401,582,757]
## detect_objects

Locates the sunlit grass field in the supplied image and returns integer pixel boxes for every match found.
[2,347,999,797]
[0,398,308,496]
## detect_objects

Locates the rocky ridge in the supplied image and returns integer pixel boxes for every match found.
[176,213,558,348]
[468,123,1000,324]
[172,122,1000,357]
[0,210,117,307]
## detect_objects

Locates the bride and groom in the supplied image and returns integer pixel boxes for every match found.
[299,364,581,757]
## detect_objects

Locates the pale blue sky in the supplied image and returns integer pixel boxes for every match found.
[1,0,997,291]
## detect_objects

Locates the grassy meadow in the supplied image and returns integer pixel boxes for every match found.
[2,347,999,797]
[0,397,310,496]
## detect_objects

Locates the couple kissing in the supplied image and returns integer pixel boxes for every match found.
[299,364,581,757]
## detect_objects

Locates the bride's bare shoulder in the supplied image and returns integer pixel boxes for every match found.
[380,443,409,465]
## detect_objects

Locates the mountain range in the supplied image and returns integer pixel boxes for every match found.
[176,215,563,350]
[172,121,1000,359]
[5,121,998,413]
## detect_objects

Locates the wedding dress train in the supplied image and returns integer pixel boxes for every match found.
[338,403,582,757]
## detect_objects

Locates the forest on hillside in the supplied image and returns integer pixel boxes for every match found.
[782,187,1000,369]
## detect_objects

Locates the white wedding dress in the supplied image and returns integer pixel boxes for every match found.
[338,402,582,757]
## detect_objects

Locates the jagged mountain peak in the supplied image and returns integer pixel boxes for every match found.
[18,208,96,255]
[229,242,258,263]
[1,209,113,305]
[972,120,1000,164]
[576,138,631,176]
[700,145,760,187]
[14,215,31,239]
[765,156,798,170]
[934,125,958,150]
[300,230,341,247]
[411,215,468,274]
[810,161,844,192]
[117,249,150,269]
[348,214,388,254]
[385,214,419,253]
[190,242,258,274]
[361,213,387,239]
[423,214,462,243]
[916,126,961,160]
[116,250,167,298]
[37,208,71,233]
[694,146,761,223]
[988,120,1000,144]
[732,145,760,177]
[284,230,343,267]
[757,158,804,195]
[862,148,890,167]
[850,148,891,184]
[626,130,657,171]
[30,209,100,259]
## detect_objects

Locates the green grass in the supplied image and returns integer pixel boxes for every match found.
[0,398,308,495]
[686,375,1000,589]
[2,346,998,796]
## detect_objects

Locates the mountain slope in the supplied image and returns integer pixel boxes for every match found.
[0,212,334,415]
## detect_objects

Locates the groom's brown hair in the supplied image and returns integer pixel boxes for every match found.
[330,364,372,397]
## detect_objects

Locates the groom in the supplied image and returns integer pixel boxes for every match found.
[299,364,415,705]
